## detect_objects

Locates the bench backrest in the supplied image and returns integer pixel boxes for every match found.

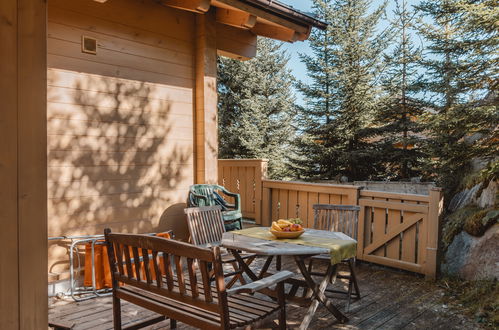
[312,204,360,240]
[104,228,230,328]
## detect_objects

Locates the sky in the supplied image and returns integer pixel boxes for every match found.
[281,1,315,89]
[279,0,404,104]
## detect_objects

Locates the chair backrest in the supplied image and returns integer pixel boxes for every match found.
[185,205,225,246]
[312,204,360,240]
[189,184,221,207]
[104,228,230,328]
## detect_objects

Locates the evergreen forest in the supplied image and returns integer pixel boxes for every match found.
[218,0,498,200]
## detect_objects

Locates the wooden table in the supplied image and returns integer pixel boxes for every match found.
[221,228,355,329]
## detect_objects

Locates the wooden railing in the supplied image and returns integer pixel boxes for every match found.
[218,159,443,279]
[218,159,268,224]
[261,180,360,228]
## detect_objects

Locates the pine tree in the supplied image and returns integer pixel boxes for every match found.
[416,0,498,196]
[371,0,426,180]
[291,0,338,180]
[217,38,296,179]
[294,0,390,181]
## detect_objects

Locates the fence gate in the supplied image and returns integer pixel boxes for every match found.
[356,189,442,279]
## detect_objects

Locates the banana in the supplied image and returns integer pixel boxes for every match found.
[271,222,282,231]
[277,219,293,225]
[277,223,290,228]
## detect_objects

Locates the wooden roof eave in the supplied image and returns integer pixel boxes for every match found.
[159,0,326,60]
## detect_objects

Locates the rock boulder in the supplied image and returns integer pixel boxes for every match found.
[442,224,499,280]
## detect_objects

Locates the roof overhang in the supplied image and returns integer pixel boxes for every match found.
[159,0,326,59]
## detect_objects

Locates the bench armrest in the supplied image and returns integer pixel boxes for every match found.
[226,271,294,296]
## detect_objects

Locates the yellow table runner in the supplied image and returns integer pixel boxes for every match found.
[232,227,357,265]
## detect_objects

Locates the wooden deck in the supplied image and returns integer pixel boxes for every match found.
[49,258,479,329]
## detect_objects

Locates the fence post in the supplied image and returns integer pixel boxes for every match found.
[426,187,443,280]
[254,160,268,225]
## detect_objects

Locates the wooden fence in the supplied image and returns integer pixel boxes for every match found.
[217,159,443,279]
[218,159,268,224]
[261,180,360,228]
[357,189,442,279]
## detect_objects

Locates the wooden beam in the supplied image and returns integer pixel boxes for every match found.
[195,10,219,184]
[425,188,443,280]
[160,0,210,13]
[0,0,48,329]
[214,0,309,34]
[216,22,256,60]
[216,7,256,29]
[250,22,297,42]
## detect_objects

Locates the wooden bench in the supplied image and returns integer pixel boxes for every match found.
[104,228,293,329]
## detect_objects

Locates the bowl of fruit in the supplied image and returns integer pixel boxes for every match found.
[270,218,304,238]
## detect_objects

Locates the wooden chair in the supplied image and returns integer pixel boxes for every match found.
[185,205,256,288]
[309,204,361,309]
[104,228,292,329]
[188,184,243,230]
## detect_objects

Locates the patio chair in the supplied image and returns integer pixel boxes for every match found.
[309,204,361,310]
[184,205,256,288]
[187,184,243,230]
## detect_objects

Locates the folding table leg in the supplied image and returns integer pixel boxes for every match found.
[294,256,348,329]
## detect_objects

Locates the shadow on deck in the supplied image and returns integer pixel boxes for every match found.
[49,258,478,329]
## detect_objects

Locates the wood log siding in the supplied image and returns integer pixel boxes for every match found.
[47,0,197,273]
[217,159,443,279]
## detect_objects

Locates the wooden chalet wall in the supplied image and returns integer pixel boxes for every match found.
[1,0,48,328]
[47,0,199,273]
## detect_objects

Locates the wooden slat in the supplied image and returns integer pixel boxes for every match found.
[123,245,133,279]
[199,261,213,303]
[401,211,418,263]
[271,187,279,222]
[372,201,386,257]
[163,253,174,291]
[278,189,288,219]
[132,247,142,281]
[141,248,152,284]
[386,199,402,260]
[152,251,162,288]
[306,193,319,228]
[287,190,298,218]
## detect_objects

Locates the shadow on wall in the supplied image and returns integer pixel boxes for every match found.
[47,71,192,273]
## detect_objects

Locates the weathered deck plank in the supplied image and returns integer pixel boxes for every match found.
[49,259,481,329]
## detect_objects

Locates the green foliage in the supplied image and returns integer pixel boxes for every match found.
[293,0,390,181]
[416,0,499,198]
[217,38,296,179]
[370,0,426,180]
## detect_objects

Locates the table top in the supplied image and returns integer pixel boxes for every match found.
[221,228,355,256]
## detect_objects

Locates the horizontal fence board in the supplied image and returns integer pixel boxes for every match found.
[263,180,359,195]
[359,199,428,213]
[360,190,430,202]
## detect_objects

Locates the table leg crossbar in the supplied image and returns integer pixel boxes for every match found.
[228,250,349,328]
